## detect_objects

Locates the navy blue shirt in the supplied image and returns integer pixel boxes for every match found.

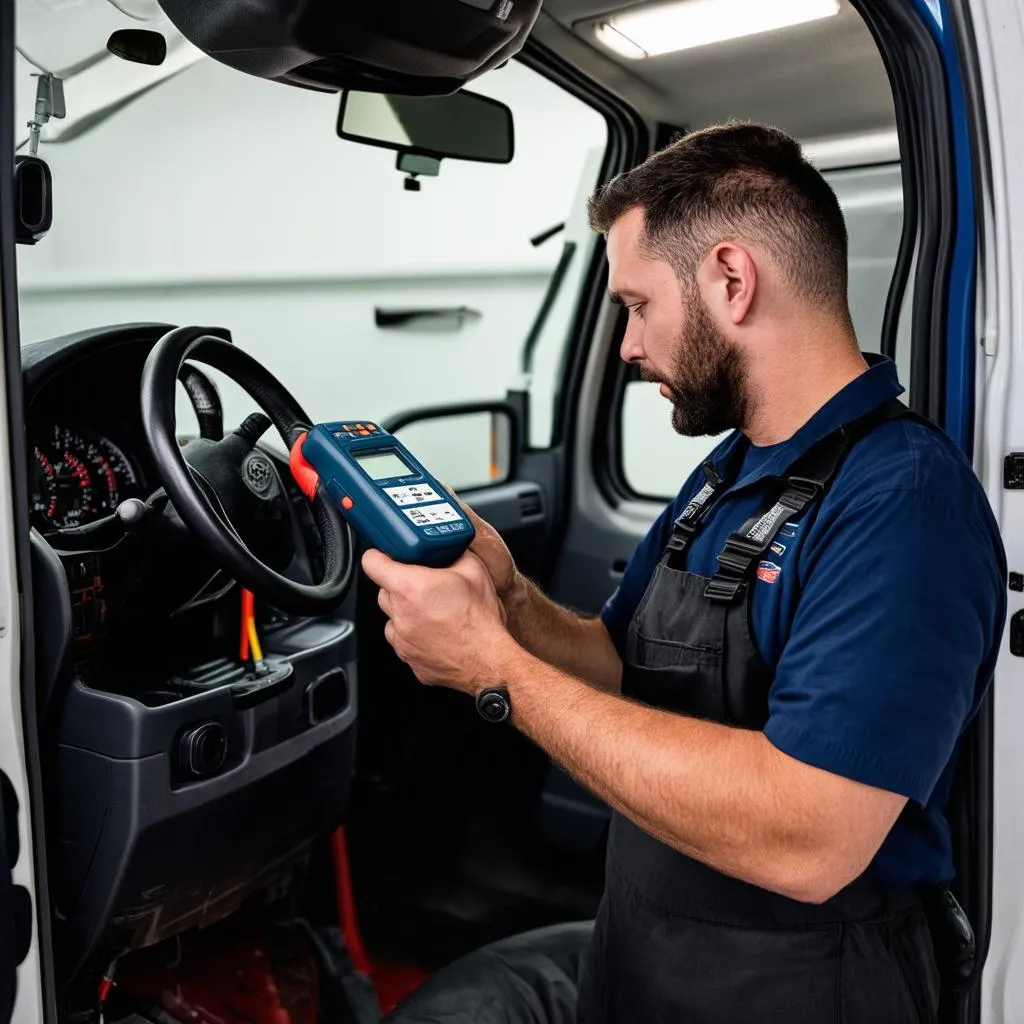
[601,355,1007,886]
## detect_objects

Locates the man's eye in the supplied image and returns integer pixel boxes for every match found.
[629,303,646,320]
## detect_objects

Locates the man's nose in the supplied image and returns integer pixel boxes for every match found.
[619,323,644,364]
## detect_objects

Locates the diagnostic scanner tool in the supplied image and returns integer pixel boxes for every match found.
[290,421,475,568]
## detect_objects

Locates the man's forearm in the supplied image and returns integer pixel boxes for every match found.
[494,635,895,903]
[503,573,621,691]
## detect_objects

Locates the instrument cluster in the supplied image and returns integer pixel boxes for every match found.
[31,425,143,531]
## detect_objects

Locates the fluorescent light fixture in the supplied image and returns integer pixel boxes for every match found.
[594,0,841,59]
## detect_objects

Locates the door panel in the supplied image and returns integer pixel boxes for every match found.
[461,480,549,576]
[548,519,635,617]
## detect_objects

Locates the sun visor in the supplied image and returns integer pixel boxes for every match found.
[155,0,542,95]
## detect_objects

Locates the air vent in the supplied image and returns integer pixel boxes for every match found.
[519,489,544,520]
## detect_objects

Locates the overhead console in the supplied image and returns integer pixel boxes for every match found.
[156,0,542,96]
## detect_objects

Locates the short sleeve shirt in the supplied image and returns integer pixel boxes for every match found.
[600,355,1007,886]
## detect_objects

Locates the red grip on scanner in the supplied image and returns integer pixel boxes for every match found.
[289,431,320,501]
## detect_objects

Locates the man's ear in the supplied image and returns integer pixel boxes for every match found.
[702,241,757,326]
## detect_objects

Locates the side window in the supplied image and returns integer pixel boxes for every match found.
[523,143,608,449]
[392,409,514,493]
[16,54,608,470]
[618,160,907,501]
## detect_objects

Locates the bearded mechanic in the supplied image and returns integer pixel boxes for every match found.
[363,123,1007,1024]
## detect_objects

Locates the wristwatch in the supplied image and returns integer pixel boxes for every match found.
[476,686,511,723]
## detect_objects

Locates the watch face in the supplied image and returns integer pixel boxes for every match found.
[476,687,511,723]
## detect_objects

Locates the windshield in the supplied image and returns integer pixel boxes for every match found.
[14,0,608,451]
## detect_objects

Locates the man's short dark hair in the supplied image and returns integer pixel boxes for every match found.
[588,122,850,314]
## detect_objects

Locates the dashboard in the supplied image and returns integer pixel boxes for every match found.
[21,322,326,665]
[22,323,232,674]
[21,322,360,999]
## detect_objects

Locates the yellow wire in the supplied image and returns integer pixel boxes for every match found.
[247,616,264,663]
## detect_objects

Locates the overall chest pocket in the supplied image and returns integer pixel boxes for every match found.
[625,564,727,718]
[630,564,725,655]
[631,627,721,664]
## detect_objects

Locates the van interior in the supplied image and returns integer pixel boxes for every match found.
[5,1,987,1024]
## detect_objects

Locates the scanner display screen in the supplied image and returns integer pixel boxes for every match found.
[354,449,414,481]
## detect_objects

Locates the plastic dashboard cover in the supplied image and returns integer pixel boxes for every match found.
[156,0,543,96]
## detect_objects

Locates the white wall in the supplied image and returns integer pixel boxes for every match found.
[20,273,546,424]
[16,55,608,443]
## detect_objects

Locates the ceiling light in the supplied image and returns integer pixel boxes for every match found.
[594,0,841,59]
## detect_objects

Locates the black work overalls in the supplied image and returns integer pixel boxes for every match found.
[577,397,941,1024]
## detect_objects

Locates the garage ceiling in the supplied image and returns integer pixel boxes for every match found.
[14,0,896,151]
[534,0,895,142]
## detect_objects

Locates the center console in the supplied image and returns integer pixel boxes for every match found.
[52,613,358,989]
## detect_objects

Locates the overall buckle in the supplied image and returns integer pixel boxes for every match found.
[784,476,822,503]
[716,536,763,574]
[704,576,746,603]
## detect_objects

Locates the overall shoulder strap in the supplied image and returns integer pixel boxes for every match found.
[663,437,750,568]
[704,397,910,602]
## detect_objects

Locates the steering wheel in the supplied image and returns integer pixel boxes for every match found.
[141,326,354,615]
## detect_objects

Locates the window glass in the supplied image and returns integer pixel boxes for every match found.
[393,411,514,493]
[15,22,608,473]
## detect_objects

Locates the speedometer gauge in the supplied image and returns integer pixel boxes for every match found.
[91,437,138,515]
[30,426,141,531]
[31,447,58,523]
[46,427,95,527]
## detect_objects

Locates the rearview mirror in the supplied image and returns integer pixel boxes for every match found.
[337,89,514,164]
[107,29,168,66]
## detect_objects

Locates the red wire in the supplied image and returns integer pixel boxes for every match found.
[97,976,114,1004]
[330,828,374,977]
[240,588,254,661]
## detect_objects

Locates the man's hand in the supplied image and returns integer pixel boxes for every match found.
[453,496,622,692]
[458,501,519,599]
[361,547,516,695]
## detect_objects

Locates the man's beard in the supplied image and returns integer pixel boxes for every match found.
[643,292,749,437]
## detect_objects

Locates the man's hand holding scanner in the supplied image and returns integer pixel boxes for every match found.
[361,543,515,697]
